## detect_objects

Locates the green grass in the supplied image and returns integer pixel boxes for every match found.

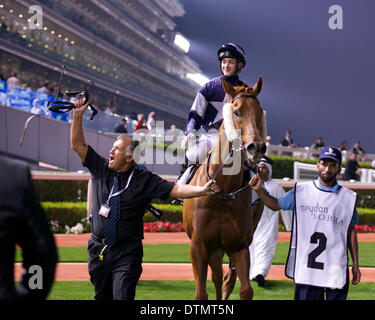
[15,242,375,267]
[46,280,375,300]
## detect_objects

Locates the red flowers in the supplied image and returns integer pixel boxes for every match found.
[144,220,184,232]
[354,224,375,233]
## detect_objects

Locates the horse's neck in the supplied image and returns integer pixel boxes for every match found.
[209,130,244,189]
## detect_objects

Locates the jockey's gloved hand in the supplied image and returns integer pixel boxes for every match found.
[181,133,196,148]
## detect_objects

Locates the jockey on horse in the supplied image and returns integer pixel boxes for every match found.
[177,43,260,204]
[178,43,249,184]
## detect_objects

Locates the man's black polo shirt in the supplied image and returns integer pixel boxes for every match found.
[84,145,174,242]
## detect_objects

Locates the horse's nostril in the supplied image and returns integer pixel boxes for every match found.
[247,143,255,152]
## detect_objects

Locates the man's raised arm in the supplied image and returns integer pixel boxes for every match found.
[70,99,89,162]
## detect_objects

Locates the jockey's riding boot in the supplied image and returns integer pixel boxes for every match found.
[177,162,188,181]
[172,159,188,205]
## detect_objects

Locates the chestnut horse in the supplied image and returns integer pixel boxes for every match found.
[183,77,266,300]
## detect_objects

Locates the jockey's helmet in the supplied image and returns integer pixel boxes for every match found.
[217,43,246,67]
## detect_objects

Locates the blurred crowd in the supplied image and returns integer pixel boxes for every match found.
[1,70,181,136]
[273,129,368,162]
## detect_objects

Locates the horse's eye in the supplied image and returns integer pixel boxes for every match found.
[234,110,240,117]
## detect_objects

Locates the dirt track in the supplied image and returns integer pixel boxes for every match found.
[54,232,375,246]
[14,232,375,282]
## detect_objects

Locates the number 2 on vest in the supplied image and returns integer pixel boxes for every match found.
[307,232,327,270]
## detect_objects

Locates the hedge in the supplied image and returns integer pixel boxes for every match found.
[42,202,87,227]
[34,180,88,202]
[32,156,374,202]
[268,155,373,179]
[42,202,375,232]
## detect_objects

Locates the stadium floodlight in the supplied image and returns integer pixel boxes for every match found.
[174,33,190,53]
[186,73,209,86]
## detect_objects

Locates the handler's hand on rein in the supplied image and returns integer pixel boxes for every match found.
[203,179,220,195]
[249,174,262,192]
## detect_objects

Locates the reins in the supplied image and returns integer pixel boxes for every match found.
[206,139,256,201]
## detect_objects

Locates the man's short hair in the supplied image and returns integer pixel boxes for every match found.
[117,135,139,156]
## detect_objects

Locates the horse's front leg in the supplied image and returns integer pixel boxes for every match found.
[208,250,224,300]
[190,240,209,300]
[230,248,253,300]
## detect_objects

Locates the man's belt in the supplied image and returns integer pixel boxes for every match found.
[91,233,106,244]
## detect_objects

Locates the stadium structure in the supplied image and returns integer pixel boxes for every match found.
[0,0,204,129]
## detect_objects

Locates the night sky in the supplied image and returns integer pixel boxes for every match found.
[175,0,375,153]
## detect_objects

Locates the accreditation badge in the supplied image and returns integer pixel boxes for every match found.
[99,204,110,218]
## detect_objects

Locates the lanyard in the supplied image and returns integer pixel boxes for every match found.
[106,168,135,204]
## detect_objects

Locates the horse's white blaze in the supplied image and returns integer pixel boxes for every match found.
[223,103,239,142]
[261,110,267,141]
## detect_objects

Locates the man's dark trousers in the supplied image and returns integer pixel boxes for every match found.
[87,238,143,300]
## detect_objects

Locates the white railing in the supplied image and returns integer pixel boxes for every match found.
[293,161,375,183]
[266,144,375,163]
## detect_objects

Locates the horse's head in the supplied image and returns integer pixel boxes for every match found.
[221,77,267,165]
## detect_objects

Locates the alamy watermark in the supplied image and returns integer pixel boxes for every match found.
[131,121,244,175]
[328,5,343,30]
[28,5,43,30]
[28,265,43,290]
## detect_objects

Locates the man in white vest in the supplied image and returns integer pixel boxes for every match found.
[249,146,361,300]
[249,157,293,287]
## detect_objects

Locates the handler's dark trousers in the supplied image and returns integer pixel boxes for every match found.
[294,271,349,300]
[88,237,143,300]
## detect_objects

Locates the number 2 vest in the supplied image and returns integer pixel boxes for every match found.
[285,181,357,289]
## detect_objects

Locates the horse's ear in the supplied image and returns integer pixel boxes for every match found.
[251,76,263,96]
[222,78,236,98]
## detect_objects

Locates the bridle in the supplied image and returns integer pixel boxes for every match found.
[207,93,260,201]
[231,93,257,103]
[19,65,98,145]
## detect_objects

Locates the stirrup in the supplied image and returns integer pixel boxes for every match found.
[171,199,183,205]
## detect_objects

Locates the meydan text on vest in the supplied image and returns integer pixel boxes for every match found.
[300,203,344,227]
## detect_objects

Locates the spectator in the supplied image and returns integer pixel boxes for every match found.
[166,124,182,143]
[0,72,5,81]
[114,118,128,133]
[311,137,325,150]
[21,83,32,92]
[265,135,272,145]
[135,114,148,132]
[105,100,114,114]
[36,82,49,94]
[343,152,361,181]
[124,115,135,134]
[265,136,276,156]
[169,124,177,132]
[279,130,294,147]
[0,155,58,299]
[146,111,156,131]
[7,73,20,87]
[338,140,348,151]
[351,141,365,162]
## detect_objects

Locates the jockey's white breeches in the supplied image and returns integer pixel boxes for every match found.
[185,134,218,165]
